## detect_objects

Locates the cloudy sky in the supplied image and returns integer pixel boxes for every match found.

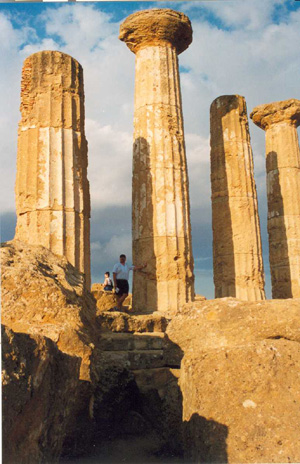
[0,0,299,298]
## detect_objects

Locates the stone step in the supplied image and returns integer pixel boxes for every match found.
[98,332,165,351]
[101,350,166,370]
[132,367,181,395]
[97,312,170,333]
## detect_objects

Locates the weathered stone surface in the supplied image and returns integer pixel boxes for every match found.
[120,9,195,314]
[166,298,300,463]
[1,240,105,460]
[250,99,300,130]
[1,240,177,461]
[251,99,300,298]
[15,50,91,288]
[2,325,80,464]
[1,240,97,382]
[119,8,192,55]
[210,95,265,300]
[98,311,170,333]
[91,284,132,312]
[98,332,165,351]
[133,367,183,455]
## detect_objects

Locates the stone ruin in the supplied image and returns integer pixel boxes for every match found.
[10,12,300,307]
[11,17,300,306]
[251,99,300,299]
[119,9,195,314]
[14,51,91,288]
[210,95,265,301]
[2,8,300,464]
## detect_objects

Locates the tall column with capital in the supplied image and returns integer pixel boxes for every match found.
[251,99,300,298]
[210,95,265,300]
[119,9,195,313]
[15,51,91,288]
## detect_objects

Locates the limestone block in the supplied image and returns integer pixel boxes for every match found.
[120,9,195,313]
[210,95,265,300]
[251,99,300,298]
[2,325,81,464]
[166,298,300,463]
[102,349,165,370]
[1,240,97,382]
[0,239,104,460]
[15,51,91,288]
[98,332,165,351]
[97,312,170,333]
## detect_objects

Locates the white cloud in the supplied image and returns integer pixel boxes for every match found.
[20,38,60,56]
[86,119,132,208]
[40,5,114,52]
[185,133,211,210]
[91,234,132,266]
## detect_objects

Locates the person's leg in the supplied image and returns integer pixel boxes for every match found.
[117,293,128,310]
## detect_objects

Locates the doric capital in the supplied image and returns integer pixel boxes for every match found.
[119,8,192,55]
[250,99,300,130]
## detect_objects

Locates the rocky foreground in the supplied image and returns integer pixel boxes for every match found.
[2,240,300,463]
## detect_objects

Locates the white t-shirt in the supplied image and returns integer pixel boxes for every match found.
[112,263,135,281]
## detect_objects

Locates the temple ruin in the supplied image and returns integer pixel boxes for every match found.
[3,7,300,464]
[14,50,91,288]
[210,95,265,300]
[251,99,300,299]
[119,9,195,313]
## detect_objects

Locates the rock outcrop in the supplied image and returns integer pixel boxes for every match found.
[91,283,132,312]
[1,240,99,462]
[2,325,81,464]
[1,240,96,382]
[120,9,195,314]
[166,298,300,463]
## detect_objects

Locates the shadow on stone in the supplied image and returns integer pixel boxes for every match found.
[183,413,228,463]
[266,151,292,298]
[2,324,82,464]
[59,331,228,464]
[132,137,158,313]
[210,96,237,298]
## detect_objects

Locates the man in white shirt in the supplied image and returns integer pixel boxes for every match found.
[112,254,146,311]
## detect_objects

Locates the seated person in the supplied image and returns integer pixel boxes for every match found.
[103,271,113,291]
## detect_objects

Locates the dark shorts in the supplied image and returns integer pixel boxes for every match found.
[104,285,113,291]
[116,279,129,296]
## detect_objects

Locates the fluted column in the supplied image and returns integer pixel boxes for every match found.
[15,51,91,288]
[210,95,265,300]
[251,99,300,298]
[119,9,195,313]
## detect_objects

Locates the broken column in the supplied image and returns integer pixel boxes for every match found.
[210,95,265,300]
[251,99,300,298]
[15,51,91,288]
[119,9,195,313]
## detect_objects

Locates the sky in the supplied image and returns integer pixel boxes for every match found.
[0,0,299,299]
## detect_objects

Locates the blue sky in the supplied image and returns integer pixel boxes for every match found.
[1,0,299,298]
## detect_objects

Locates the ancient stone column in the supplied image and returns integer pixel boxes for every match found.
[210,95,265,300]
[15,51,91,288]
[251,99,300,298]
[119,9,195,313]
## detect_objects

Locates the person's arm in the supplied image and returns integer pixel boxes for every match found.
[132,263,147,271]
[113,273,117,288]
